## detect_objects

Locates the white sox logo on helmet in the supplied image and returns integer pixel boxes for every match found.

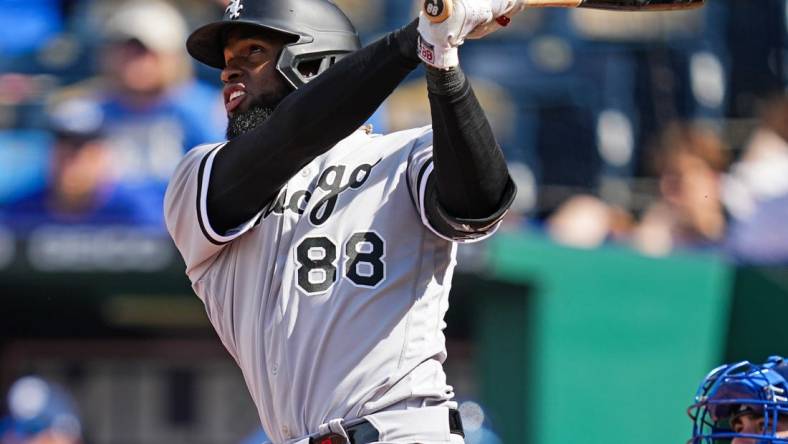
[226,0,244,20]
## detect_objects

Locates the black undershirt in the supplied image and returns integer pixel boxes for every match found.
[207,19,513,235]
[425,66,514,231]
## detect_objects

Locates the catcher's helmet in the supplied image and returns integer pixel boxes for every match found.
[688,356,788,443]
[186,0,360,89]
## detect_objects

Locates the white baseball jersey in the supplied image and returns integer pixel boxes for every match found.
[164,126,504,443]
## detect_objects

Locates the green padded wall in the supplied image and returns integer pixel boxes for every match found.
[480,233,733,444]
[725,267,788,362]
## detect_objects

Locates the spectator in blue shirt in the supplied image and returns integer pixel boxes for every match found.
[1,98,163,231]
[90,0,226,187]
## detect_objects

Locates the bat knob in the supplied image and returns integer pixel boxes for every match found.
[424,0,453,24]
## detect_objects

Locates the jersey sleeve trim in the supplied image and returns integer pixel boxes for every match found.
[417,161,464,243]
[197,144,264,245]
[432,176,516,230]
[417,160,492,243]
[418,161,516,244]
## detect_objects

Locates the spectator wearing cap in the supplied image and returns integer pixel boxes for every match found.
[0,98,163,231]
[0,376,82,444]
[83,0,225,188]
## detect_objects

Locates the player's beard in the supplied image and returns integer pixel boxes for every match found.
[226,88,290,140]
[226,104,275,140]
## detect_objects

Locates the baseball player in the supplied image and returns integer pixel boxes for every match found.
[165,0,519,442]
[688,356,788,443]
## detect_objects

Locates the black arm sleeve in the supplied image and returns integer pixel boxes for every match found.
[424,65,515,233]
[207,20,421,234]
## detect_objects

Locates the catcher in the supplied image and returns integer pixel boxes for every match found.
[688,355,788,443]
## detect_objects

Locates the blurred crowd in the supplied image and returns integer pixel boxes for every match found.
[0,0,786,263]
[546,95,788,265]
[0,0,227,232]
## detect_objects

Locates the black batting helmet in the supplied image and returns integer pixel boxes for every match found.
[186,0,361,89]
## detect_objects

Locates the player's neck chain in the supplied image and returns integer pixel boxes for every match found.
[262,159,381,226]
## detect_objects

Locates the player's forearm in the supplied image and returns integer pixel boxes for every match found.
[426,65,513,219]
[207,20,421,234]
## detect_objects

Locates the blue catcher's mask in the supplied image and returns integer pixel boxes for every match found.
[688,356,788,443]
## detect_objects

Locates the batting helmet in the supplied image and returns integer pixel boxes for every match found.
[186,0,360,89]
[688,356,788,443]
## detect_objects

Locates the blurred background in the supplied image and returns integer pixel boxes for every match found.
[0,0,786,443]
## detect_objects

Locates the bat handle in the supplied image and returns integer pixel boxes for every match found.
[423,0,454,23]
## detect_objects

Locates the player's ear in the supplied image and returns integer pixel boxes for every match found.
[730,415,745,433]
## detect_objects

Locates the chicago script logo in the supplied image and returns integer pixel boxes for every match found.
[262,160,380,225]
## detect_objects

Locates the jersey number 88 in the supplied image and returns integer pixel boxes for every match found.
[296,232,385,294]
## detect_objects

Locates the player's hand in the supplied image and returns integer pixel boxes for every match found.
[466,0,527,39]
[417,0,495,69]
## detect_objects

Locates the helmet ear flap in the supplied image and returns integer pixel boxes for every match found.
[276,46,355,89]
[318,54,341,73]
[296,54,343,79]
[296,59,323,79]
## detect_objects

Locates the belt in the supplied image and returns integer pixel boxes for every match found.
[309,408,464,444]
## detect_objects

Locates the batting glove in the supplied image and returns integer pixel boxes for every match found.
[417,0,495,69]
[467,0,527,39]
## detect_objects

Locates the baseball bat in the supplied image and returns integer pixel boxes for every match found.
[424,0,705,24]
